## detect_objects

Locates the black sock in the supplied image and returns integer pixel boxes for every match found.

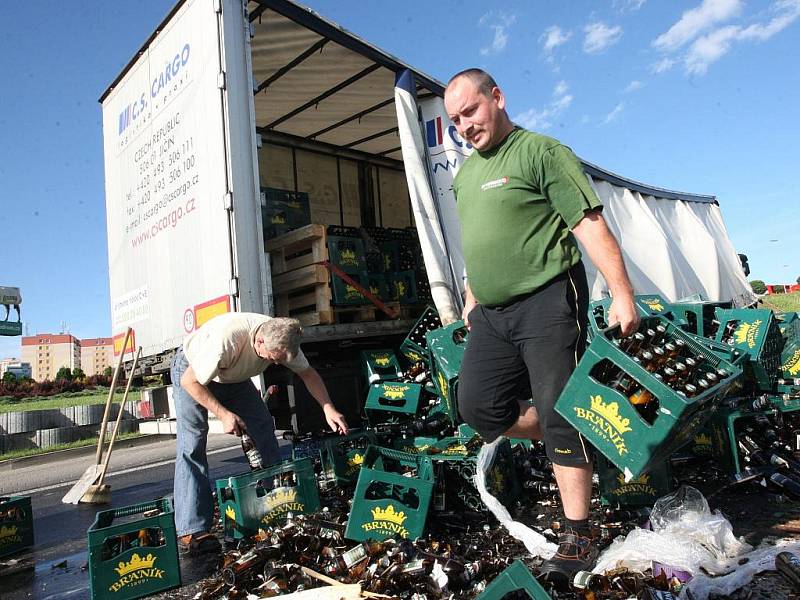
[563,517,591,537]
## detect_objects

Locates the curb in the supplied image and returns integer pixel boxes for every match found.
[0,433,175,472]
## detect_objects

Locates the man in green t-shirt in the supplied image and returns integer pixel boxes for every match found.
[445,68,639,585]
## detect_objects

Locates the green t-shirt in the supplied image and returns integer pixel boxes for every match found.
[453,128,602,306]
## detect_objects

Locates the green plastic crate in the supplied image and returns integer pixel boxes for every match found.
[780,337,800,381]
[400,306,442,366]
[474,559,551,600]
[361,349,403,386]
[366,272,391,302]
[426,320,469,425]
[216,458,320,539]
[386,270,418,304]
[87,498,180,600]
[365,382,423,425]
[428,436,519,511]
[555,316,744,479]
[588,294,682,338]
[380,241,400,273]
[671,301,732,338]
[706,396,800,475]
[327,235,367,273]
[0,496,34,558]
[345,446,434,542]
[393,435,439,454]
[715,308,783,390]
[330,271,369,305]
[320,429,378,484]
[597,455,672,507]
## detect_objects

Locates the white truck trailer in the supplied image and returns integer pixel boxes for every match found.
[101,0,752,425]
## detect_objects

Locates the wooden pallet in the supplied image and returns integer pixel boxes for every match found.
[266,224,328,275]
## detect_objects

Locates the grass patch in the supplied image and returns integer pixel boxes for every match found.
[760,291,800,314]
[0,389,142,413]
[0,431,145,461]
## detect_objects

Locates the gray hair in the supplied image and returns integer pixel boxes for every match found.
[256,317,302,357]
[446,68,498,98]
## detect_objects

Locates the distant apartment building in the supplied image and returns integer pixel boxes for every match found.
[81,337,114,376]
[21,334,81,382]
[0,357,32,379]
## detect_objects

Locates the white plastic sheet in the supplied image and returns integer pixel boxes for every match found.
[594,487,749,576]
[475,438,557,559]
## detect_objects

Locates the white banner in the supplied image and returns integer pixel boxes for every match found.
[102,0,233,356]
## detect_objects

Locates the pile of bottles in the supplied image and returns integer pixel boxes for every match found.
[733,409,800,498]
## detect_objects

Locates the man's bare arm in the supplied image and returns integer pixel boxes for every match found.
[180,365,245,435]
[572,210,639,336]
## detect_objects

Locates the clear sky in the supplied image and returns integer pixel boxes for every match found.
[1,0,798,359]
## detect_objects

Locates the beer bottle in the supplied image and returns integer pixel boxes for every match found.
[623,332,646,355]
[682,383,698,397]
[663,342,679,360]
[610,373,635,395]
[650,346,667,368]
[241,433,263,470]
[223,547,273,587]
[770,472,800,497]
[628,384,653,406]
[778,378,800,386]
[776,552,800,592]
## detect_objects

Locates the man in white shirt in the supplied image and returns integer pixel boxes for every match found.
[171,312,348,553]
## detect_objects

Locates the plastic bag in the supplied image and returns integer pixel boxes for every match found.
[681,539,800,600]
[594,486,750,576]
[476,438,557,559]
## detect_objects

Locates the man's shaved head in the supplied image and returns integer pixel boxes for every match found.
[446,68,498,98]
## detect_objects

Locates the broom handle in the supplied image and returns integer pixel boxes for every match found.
[97,347,141,487]
[95,327,132,465]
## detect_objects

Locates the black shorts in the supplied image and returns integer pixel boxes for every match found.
[458,263,592,467]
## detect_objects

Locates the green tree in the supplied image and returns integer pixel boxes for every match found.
[55,366,73,381]
[750,280,767,294]
[103,366,113,378]
[72,367,86,380]
[2,371,17,384]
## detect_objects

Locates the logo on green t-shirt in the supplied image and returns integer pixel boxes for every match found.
[480,176,509,191]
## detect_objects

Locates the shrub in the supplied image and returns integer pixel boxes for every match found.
[750,280,767,295]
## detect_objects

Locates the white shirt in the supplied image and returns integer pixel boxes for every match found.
[182,312,309,385]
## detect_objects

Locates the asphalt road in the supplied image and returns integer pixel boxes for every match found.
[0,434,292,600]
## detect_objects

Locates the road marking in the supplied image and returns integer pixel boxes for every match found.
[12,444,241,497]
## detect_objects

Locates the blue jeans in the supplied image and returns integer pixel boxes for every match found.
[171,348,281,537]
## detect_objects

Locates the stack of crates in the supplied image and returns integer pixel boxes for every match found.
[326,232,368,305]
[260,187,311,241]
[0,496,34,558]
[588,294,680,340]
[555,315,744,479]
[87,498,180,600]
[345,446,434,542]
[216,458,320,539]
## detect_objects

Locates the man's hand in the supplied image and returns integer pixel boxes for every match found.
[462,284,478,331]
[219,409,246,436]
[323,404,349,435]
[608,295,640,337]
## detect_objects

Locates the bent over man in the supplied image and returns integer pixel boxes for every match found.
[172,312,348,553]
[444,68,639,584]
